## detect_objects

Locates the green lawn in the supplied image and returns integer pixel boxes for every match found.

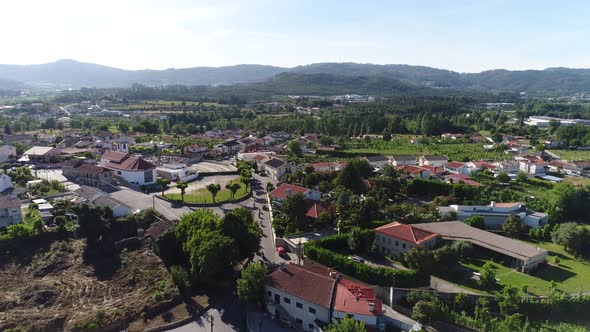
[548,150,590,161]
[164,179,248,204]
[444,237,590,296]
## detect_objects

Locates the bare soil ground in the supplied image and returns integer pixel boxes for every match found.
[0,236,177,331]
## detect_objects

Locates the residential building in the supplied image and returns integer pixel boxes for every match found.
[0,194,22,228]
[308,161,348,173]
[238,136,259,152]
[263,158,293,181]
[0,145,17,163]
[100,151,157,185]
[363,155,389,169]
[441,133,464,140]
[396,165,430,179]
[374,222,439,257]
[418,155,448,167]
[265,264,383,332]
[492,160,520,174]
[414,221,548,272]
[215,140,241,155]
[62,159,86,179]
[237,151,275,163]
[465,161,497,174]
[519,159,548,175]
[389,155,417,167]
[78,164,115,188]
[184,144,209,156]
[445,173,482,187]
[269,183,321,204]
[438,201,548,229]
[444,161,468,174]
[74,186,132,217]
[23,146,61,163]
[1,134,33,146]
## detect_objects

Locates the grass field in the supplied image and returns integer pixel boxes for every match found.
[343,141,505,162]
[548,150,590,161]
[165,179,248,204]
[445,235,590,296]
[562,176,590,188]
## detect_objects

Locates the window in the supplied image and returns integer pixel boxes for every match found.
[274,294,280,303]
[284,297,291,304]
[402,243,406,249]
[267,291,271,297]
[295,318,302,326]
[309,307,316,314]
[395,240,399,246]
[388,238,391,244]
[117,171,122,175]
[296,302,303,309]
[309,324,315,330]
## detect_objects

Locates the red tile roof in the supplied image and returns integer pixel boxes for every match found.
[334,278,382,317]
[457,179,482,187]
[267,264,336,308]
[102,152,156,171]
[306,202,326,219]
[470,161,497,169]
[269,183,309,200]
[375,222,439,244]
[253,154,269,162]
[79,164,112,175]
[447,173,470,180]
[446,162,466,168]
[101,151,127,163]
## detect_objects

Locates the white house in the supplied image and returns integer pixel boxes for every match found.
[156,163,198,182]
[492,160,520,174]
[389,155,417,167]
[419,155,448,167]
[374,222,439,257]
[519,159,548,175]
[363,155,390,169]
[444,162,468,174]
[269,183,321,204]
[0,194,22,228]
[100,151,157,185]
[438,201,548,229]
[263,158,293,181]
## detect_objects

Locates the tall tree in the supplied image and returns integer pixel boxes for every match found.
[176,181,189,201]
[325,316,366,332]
[157,178,171,196]
[502,214,525,238]
[237,262,267,304]
[206,183,221,203]
[225,183,241,201]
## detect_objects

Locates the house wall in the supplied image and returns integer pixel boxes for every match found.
[419,158,447,167]
[112,205,132,217]
[390,159,416,167]
[265,285,330,331]
[114,169,156,185]
[374,233,437,258]
[0,206,22,228]
[332,311,378,327]
[367,160,389,169]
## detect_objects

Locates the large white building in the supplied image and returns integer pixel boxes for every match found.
[524,115,590,128]
[438,201,548,229]
[266,264,383,331]
[100,151,157,186]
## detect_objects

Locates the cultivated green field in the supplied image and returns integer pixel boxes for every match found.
[548,150,590,161]
[164,179,248,204]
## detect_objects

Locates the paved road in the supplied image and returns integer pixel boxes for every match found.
[170,301,246,332]
[251,173,277,264]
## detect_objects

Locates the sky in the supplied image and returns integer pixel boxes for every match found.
[1,0,589,72]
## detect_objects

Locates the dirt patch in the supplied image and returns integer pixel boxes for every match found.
[0,238,178,331]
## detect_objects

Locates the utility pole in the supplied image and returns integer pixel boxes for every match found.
[152,195,155,209]
[207,315,214,332]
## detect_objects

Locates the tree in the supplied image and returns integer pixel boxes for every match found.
[266,182,274,192]
[237,262,267,304]
[225,183,241,201]
[551,222,589,255]
[220,208,261,259]
[412,296,447,324]
[474,297,492,326]
[496,172,510,183]
[74,204,111,245]
[280,192,308,232]
[502,213,525,238]
[348,227,363,253]
[288,140,303,157]
[382,132,392,141]
[193,231,236,277]
[325,316,366,332]
[240,170,253,193]
[516,172,528,183]
[478,262,496,288]
[157,178,171,196]
[25,208,45,234]
[463,215,486,229]
[402,245,435,275]
[454,292,470,312]
[170,265,189,294]
[498,285,519,316]
[176,181,189,201]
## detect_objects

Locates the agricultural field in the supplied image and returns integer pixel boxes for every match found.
[548,149,590,161]
[0,237,177,331]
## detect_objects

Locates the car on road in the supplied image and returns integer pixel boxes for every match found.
[348,255,364,263]
[276,246,287,257]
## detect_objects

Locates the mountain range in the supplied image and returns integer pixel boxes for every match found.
[1,59,590,95]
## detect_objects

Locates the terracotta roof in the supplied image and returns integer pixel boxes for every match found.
[375,222,438,244]
[79,164,112,175]
[445,162,466,168]
[306,202,326,219]
[470,161,497,169]
[101,151,127,163]
[267,264,336,308]
[334,278,382,317]
[456,179,482,187]
[61,159,84,168]
[419,165,445,173]
[253,154,269,162]
[447,173,470,180]
[269,183,309,200]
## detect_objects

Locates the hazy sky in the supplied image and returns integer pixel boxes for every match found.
[1,0,588,72]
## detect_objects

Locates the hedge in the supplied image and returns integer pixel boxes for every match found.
[304,234,429,288]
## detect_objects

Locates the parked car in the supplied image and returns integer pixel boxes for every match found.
[348,255,364,263]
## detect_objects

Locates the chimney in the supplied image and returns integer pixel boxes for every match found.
[368,302,375,313]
